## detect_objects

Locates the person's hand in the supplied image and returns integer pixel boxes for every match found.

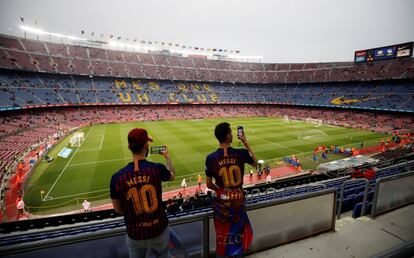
[161,145,169,158]
[239,133,248,146]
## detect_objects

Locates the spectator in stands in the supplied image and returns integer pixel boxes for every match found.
[364,167,377,180]
[16,197,25,219]
[181,195,192,210]
[266,174,272,183]
[110,128,175,258]
[322,150,328,160]
[82,199,91,212]
[204,190,214,205]
[181,178,187,191]
[205,122,257,258]
[198,174,202,187]
[166,199,180,214]
[264,164,270,175]
[351,168,364,179]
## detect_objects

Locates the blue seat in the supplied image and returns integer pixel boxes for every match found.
[355,186,366,194]
[341,195,355,212]
[273,192,284,199]
[353,193,364,205]
[352,203,363,218]
[352,201,373,218]
[343,188,355,198]
[367,191,375,202]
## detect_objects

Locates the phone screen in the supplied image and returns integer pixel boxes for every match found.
[150,146,166,154]
[237,126,244,139]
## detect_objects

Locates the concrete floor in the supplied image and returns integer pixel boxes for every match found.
[246,204,414,258]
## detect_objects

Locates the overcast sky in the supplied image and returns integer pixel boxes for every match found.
[0,0,413,63]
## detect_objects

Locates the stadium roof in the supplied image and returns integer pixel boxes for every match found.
[0,0,413,63]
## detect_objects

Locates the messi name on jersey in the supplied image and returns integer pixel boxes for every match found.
[126,175,151,187]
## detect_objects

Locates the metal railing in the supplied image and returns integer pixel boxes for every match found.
[0,189,337,257]
[336,178,369,219]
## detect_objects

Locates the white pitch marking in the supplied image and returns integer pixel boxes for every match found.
[43,126,95,200]
[42,189,109,201]
[68,157,131,167]
[77,135,104,152]
[99,135,104,149]
[313,129,328,137]
[77,148,101,152]
[249,134,301,153]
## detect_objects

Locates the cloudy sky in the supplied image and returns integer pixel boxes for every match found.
[0,0,413,63]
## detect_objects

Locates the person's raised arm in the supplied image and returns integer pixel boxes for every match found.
[239,134,258,168]
[161,146,175,181]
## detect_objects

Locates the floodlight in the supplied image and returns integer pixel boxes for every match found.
[20,25,45,35]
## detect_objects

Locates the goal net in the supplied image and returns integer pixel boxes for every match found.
[283,115,290,122]
[70,132,85,147]
[305,118,323,126]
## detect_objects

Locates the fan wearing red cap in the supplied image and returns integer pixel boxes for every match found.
[110,128,175,258]
[127,128,154,172]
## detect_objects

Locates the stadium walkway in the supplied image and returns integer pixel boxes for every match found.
[246,204,414,258]
[162,165,299,200]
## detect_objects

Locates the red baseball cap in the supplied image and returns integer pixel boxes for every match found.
[128,128,153,149]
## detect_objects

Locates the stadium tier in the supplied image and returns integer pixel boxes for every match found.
[0,32,413,252]
[0,35,414,84]
[0,69,413,112]
[0,37,413,258]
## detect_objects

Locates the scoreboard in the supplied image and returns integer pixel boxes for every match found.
[354,42,413,63]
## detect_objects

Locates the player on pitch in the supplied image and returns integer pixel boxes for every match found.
[110,128,175,258]
[205,122,258,257]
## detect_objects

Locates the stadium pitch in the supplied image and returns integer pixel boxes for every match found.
[24,117,385,214]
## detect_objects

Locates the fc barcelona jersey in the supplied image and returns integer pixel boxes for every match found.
[205,147,254,189]
[205,147,255,256]
[110,160,171,240]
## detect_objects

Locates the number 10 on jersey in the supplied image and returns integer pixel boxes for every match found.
[126,185,158,215]
[219,165,242,188]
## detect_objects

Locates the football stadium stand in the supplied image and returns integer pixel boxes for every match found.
[0,33,413,257]
[0,70,413,112]
[0,34,413,84]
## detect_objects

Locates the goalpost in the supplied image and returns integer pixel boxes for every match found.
[70,132,85,147]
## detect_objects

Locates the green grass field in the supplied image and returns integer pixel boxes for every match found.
[24,117,385,215]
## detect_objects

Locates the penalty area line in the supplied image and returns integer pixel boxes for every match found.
[42,189,109,202]
[43,126,95,201]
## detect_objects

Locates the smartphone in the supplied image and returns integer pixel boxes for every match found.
[150,146,166,154]
[237,126,244,139]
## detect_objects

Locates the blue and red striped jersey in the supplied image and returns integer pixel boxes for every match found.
[206,147,255,256]
[205,147,254,189]
[110,160,171,240]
